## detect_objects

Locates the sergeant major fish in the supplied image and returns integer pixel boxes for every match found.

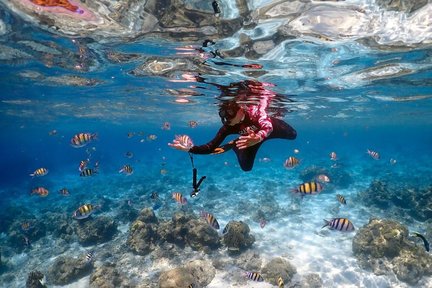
[31,187,49,197]
[283,156,300,169]
[336,194,347,205]
[322,218,355,232]
[172,192,187,205]
[119,164,133,175]
[30,167,48,177]
[292,181,323,196]
[80,168,97,177]
[200,211,220,229]
[245,271,264,282]
[85,250,94,262]
[71,132,97,148]
[72,204,100,220]
[278,276,284,288]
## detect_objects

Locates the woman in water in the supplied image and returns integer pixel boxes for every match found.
[168,80,297,171]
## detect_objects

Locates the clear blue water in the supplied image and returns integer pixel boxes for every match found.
[1,2,432,288]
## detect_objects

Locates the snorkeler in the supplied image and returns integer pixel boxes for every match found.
[168,80,297,171]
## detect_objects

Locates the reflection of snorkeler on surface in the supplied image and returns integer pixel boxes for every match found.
[175,39,263,70]
[168,79,297,171]
[29,0,84,13]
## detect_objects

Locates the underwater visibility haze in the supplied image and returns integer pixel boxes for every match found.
[0,0,432,287]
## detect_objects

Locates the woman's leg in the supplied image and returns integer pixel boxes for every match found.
[268,118,297,140]
[233,142,263,171]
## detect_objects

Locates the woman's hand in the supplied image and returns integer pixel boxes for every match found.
[168,135,194,151]
[236,127,261,150]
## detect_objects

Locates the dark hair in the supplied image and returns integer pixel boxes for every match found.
[218,101,239,124]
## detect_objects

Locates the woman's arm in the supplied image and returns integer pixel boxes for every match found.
[189,126,229,154]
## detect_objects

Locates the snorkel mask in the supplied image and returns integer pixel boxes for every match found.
[219,102,239,124]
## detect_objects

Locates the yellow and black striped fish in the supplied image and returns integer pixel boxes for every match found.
[200,211,220,229]
[277,276,284,288]
[31,187,49,197]
[293,181,323,195]
[80,168,97,177]
[72,204,98,220]
[172,192,187,205]
[246,271,264,282]
[322,218,355,232]
[30,167,48,177]
[119,164,133,175]
[283,156,300,169]
[70,132,97,148]
[336,194,346,205]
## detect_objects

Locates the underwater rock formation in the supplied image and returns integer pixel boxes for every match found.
[158,259,216,288]
[46,255,93,285]
[352,218,432,285]
[89,262,129,288]
[261,257,297,287]
[222,220,255,254]
[159,211,220,253]
[127,219,159,256]
[184,259,216,287]
[74,216,118,245]
[125,208,159,255]
[158,267,195,288]
[7,218,46,251]
[127,209,221,256]
[359,180,432,221]
[233,250,262,272]
[25,270,47,288]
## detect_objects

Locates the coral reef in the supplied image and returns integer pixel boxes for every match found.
[74,216,118,245]
[126,208,159,255]
[127,209,220,256]
[159,211,220,253]
[25,270,47,288]
[352,218,432,285]
[158,267,195,288]
[7,218,46,251]
[184,259,216,287]
[358,180,432,221]
[89,262,130,288]
[46,255,93,285]
[261,257,297,286]
[222,221,255,254]
[158,259,216,288]
[233,250,262,271]
[127,218,159,255]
